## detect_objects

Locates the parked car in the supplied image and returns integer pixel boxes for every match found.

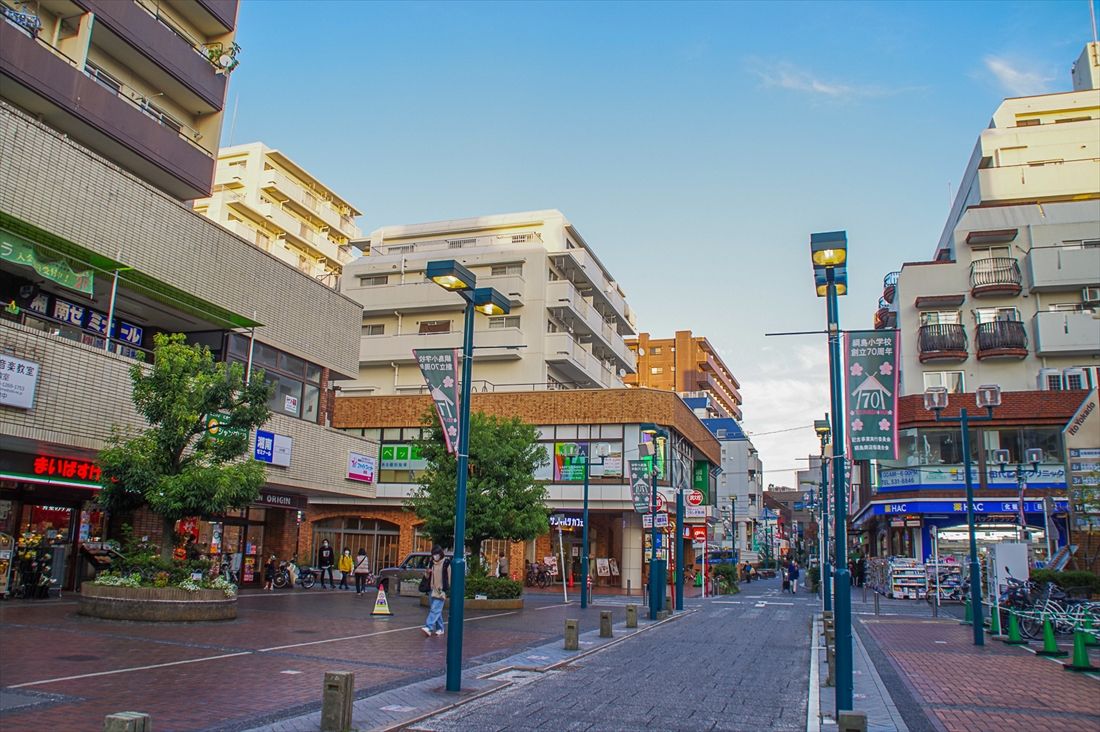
[376,550,467,591]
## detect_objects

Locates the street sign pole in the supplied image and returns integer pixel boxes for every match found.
[675,452,684,612]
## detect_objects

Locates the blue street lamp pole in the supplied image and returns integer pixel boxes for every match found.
[581,449,591,610]
[675,444,684,612]
[815,419,832,613]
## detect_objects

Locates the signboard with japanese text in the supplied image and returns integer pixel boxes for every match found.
[630,460,651,513]
[347,451,376,483]
[0,354,39,409]
[380,443,427,471]
[844,330,899,461]
[692,460,709,500]
[414,348,460,454]
[0,230,94,294]
[254,430,292,467]
[1063,390,1099,529]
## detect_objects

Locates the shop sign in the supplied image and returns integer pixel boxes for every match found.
[413,348,460,454]
[879,464,1067,492]
[878,499,1068,515]
[905,520,921,527]
[34,455,101,482]
[347,451,376,483]
[844,330,899,461]
[549,513,583,529]
[380,443,427,471]
[253,430,292,467]
[0,230,95,294]
[629,460,650,513]
[686,490,704,507]
[0,354,39,409]
[257,490,306,510]
[692,460,709,500]
[1062,390,1099,527]
[205,412,245,440]
[642,513,669,529]
[691,525,707,542]
[685,505,707,519]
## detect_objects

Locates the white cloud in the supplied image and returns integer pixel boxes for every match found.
[750,60,891,100]
[982,56,1054,96]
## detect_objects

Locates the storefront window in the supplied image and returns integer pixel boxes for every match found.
[225,335,323,424]
[312,518,401,571]
[982,427,1063,464]
[890,427,978,468]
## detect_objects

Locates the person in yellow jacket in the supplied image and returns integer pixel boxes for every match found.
[337,548,354,590]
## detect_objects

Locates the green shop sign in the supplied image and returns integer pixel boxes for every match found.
[692,460,709,500]
[0,230,94,294]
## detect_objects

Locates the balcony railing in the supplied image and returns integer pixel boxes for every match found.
[969,257,1022,296]
[975,320,1028,358]
[918,323,967,361]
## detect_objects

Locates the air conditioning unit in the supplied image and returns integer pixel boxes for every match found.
[1037,368,1062,391]
[1083,286,1100,304]
[1063,368,1087,390]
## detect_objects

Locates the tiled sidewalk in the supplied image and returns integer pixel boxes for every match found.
[858,617,1100,732]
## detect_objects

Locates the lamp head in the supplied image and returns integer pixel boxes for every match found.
[992,449,1010,469]
[813,419,830,439]
[594,442,612,458]
[1024,448,1043,468]
[810,230,848,267]
[924,386,949,412]
[471,287,510,316]
[975,384,1002,409]
[426,260,476,291]
[814,266,848,297]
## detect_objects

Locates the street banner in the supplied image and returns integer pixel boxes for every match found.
[629,460,651,513]
[414,348,461,454]
[844,330,899,461]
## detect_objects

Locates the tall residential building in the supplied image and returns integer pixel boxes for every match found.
[0,0,240,200]
[193,142,363,287]
[697,414,763,562]
[854,43,1099,565]
[626,331,743,420]
[339,210,638,394]
[0,3,376,593]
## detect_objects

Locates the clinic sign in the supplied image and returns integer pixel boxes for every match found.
[879,464,1067,492]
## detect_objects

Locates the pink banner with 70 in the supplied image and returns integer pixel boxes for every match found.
[844,330,899,461]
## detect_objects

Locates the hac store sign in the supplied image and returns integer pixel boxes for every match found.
[878,465,1066,492]
[877,500,1069,516]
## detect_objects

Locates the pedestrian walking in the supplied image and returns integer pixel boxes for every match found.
[263,553,277,591]
[317,539,335,589]
[422,545,450,637]
[788,560,800,594]
[353,548,371,594]
[337,548,353,590]
[856,555,867,588]
[496,551,509,579]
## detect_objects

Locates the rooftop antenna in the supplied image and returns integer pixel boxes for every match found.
[1091,0,1098,44]
[227,92,240,147]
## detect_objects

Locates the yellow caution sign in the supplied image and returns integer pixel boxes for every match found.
[371,587,393,617]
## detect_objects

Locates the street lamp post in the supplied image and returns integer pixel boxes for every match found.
[561,442,610,610]
[811,230,853,712]
[640,425,671,618]
[814,418,832,612]
[426,260,511,693]
[925,384,1003,647]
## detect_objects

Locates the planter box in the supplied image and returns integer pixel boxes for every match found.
[79,584,237,622]
[418,595,523,610]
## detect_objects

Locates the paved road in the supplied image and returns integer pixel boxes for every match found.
[415,578,818,732]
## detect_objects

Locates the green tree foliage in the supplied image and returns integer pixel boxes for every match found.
[406,411,550,557]
[98,333,273,556]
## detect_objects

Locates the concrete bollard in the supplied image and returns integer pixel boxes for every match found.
[625,604,638,628]
[320,671,354,732]
[837,710,868,732]
[874,591,880,616]
[104,712,152,732]
[564,619,579,650]
[825,644,835,687]
[599,610,613,638]
[823,610,834,621]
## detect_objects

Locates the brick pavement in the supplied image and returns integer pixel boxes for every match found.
[857,616,1100,732]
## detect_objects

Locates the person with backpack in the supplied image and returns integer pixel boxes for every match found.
[337,548,354,590]
[353,548,371,595]
[317,539,335,589]
[421,545,450,637]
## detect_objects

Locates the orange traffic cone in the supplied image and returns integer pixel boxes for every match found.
[371,586,393,618]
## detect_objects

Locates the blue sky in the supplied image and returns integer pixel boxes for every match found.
[224,0,1094,487]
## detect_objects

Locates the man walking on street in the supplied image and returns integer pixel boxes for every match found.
[787,559,800,594]
[317,539,335,589]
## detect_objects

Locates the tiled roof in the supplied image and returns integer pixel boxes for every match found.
[898,390,1089,429]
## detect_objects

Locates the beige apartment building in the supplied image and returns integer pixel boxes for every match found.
[339,210,638,393]
[0,1,376,590]
[194,142,363,287]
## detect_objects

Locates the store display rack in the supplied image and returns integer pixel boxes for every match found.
[888,557,927,599]
[925,557,964,603]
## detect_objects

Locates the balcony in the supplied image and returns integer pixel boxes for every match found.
[0,21,214,199]
[546,280,635,372]
[970,257,1022,297]
[882,271,899,304]
[1027,246,1100,293]
[350,275,524,316]
[1033,310,1100,356]
[260,168,360,239]
[918,324,968,362]
[975,321,1028,360]
[545,332,603,387]
[547,249,633,333]
[227,195,345,264]
[359,328,525,365]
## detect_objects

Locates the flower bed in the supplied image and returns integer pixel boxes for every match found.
[79,583,238,622]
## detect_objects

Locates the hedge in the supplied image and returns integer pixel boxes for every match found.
[463,576,523,600]
[1029,569,1100,596]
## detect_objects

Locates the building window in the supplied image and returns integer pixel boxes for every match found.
[1062,239,1100,249]
[490,263,523,276]
[359,274,388,286]
[547,320,561,333]
[919,311,961,325]
[226,334,323,423]
[388,244,415,254]
[650,367,663,375]
[419,320,451,334]
[488,315,520,329]
[923,371,964,393]
[362,323,385,336]
[652,347,662,355]
[975,307,1020,324]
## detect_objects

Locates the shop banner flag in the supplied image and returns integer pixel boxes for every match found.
[414,348,461,454]
[844,330,899,461]
[629,459,651,513]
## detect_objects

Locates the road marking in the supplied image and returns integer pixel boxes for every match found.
[714,601,741,604]
[258,611,518,652]
[535,602,574,610]
[380,704,417,713]
[7,652,253,688]
[280,670,302,675]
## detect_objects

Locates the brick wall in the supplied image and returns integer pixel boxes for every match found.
[0,101,361,377]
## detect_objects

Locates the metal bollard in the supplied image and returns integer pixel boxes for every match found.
[874,591,880,616]
[564,618,579,650]
[599,610,613,638]
[104,712,152,732]
[642,582,648,607]
[825,643,835,687]
[320,671,354,732]
[837,710,868,732]
[932,595,939,618]
[625,604,638,628]
[627,580,631,597]
[862,583,867,603]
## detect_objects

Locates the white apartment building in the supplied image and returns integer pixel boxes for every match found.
[194,142,363,287]
[702,416,763,561]
[340,209,638,393]
[883,43,1100,397]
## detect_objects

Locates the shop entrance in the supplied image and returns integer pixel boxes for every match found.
[196,508,267,586]
[1,487,106,593]
[312,518,401,573]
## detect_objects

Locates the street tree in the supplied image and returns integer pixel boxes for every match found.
[406,411,550,568]
[98,333,273,559]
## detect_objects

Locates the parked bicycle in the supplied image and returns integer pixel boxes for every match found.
[274,563,317,589]
[525,562,552,588]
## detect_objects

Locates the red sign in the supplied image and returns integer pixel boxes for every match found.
[691,526,707,542]
[686,490,704,507]
[655,493,665,512]
[33,455,101,482]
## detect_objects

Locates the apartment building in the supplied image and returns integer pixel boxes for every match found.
[0,4,376,589]
[626,331,743,420]
[855,43,1100,564]
[330,388,719,594]
[696,412,763,562]
[339,210,638,394]
[194,142,363,287]
[0,0,239,200]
